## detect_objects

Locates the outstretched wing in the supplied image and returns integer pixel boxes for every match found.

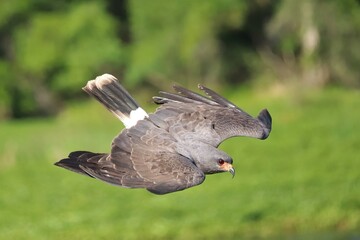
[57,119,205,195]
[152,84,272,147]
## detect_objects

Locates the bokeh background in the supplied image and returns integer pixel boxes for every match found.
[0,0,359,239]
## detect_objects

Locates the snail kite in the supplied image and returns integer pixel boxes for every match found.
[55,74,272,194]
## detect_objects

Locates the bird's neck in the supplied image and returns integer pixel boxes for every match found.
[175,141,215,174]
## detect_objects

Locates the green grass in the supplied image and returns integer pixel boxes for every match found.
[0,87,359,239]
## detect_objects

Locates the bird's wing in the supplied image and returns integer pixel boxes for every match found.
[61,149,153,188]
[153,85,272,147]
[121,119,205,194]
[68,120,205,194]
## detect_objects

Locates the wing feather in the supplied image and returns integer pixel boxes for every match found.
[152,86,272,145]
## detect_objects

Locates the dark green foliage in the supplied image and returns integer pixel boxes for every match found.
[0,0,359,118]
[0,1,123,118]
[266,0,360,88]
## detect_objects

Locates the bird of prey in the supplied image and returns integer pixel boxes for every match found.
[55,74,272,194]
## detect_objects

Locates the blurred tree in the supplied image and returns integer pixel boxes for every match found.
[218,0,278,85]
[0,60,11,118]
[0,0,359,119]
[127,0,248,88]
[264,0,360,88]
[0,0,123,118]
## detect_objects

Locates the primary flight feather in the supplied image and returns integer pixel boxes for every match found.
[55,74,272,194]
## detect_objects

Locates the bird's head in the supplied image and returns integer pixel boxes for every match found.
[216,157,235,178]
[196,148,235,177]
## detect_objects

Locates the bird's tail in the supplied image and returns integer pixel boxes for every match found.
[82,74,148,128]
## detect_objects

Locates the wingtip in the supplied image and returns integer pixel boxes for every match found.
[53,158,73,170]
[54,161,61,167]
[258,109,272,139]
[54,152,98,177]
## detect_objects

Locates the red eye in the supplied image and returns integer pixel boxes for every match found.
[218,159,225,165]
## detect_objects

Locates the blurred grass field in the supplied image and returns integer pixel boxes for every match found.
[0,87,359,239]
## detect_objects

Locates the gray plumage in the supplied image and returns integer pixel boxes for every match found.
[55,74,272,194]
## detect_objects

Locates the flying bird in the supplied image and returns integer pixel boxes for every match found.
[55,74,272,194]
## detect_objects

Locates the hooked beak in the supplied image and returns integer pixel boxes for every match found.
[221,163,235,178]
[229,166,235,178]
